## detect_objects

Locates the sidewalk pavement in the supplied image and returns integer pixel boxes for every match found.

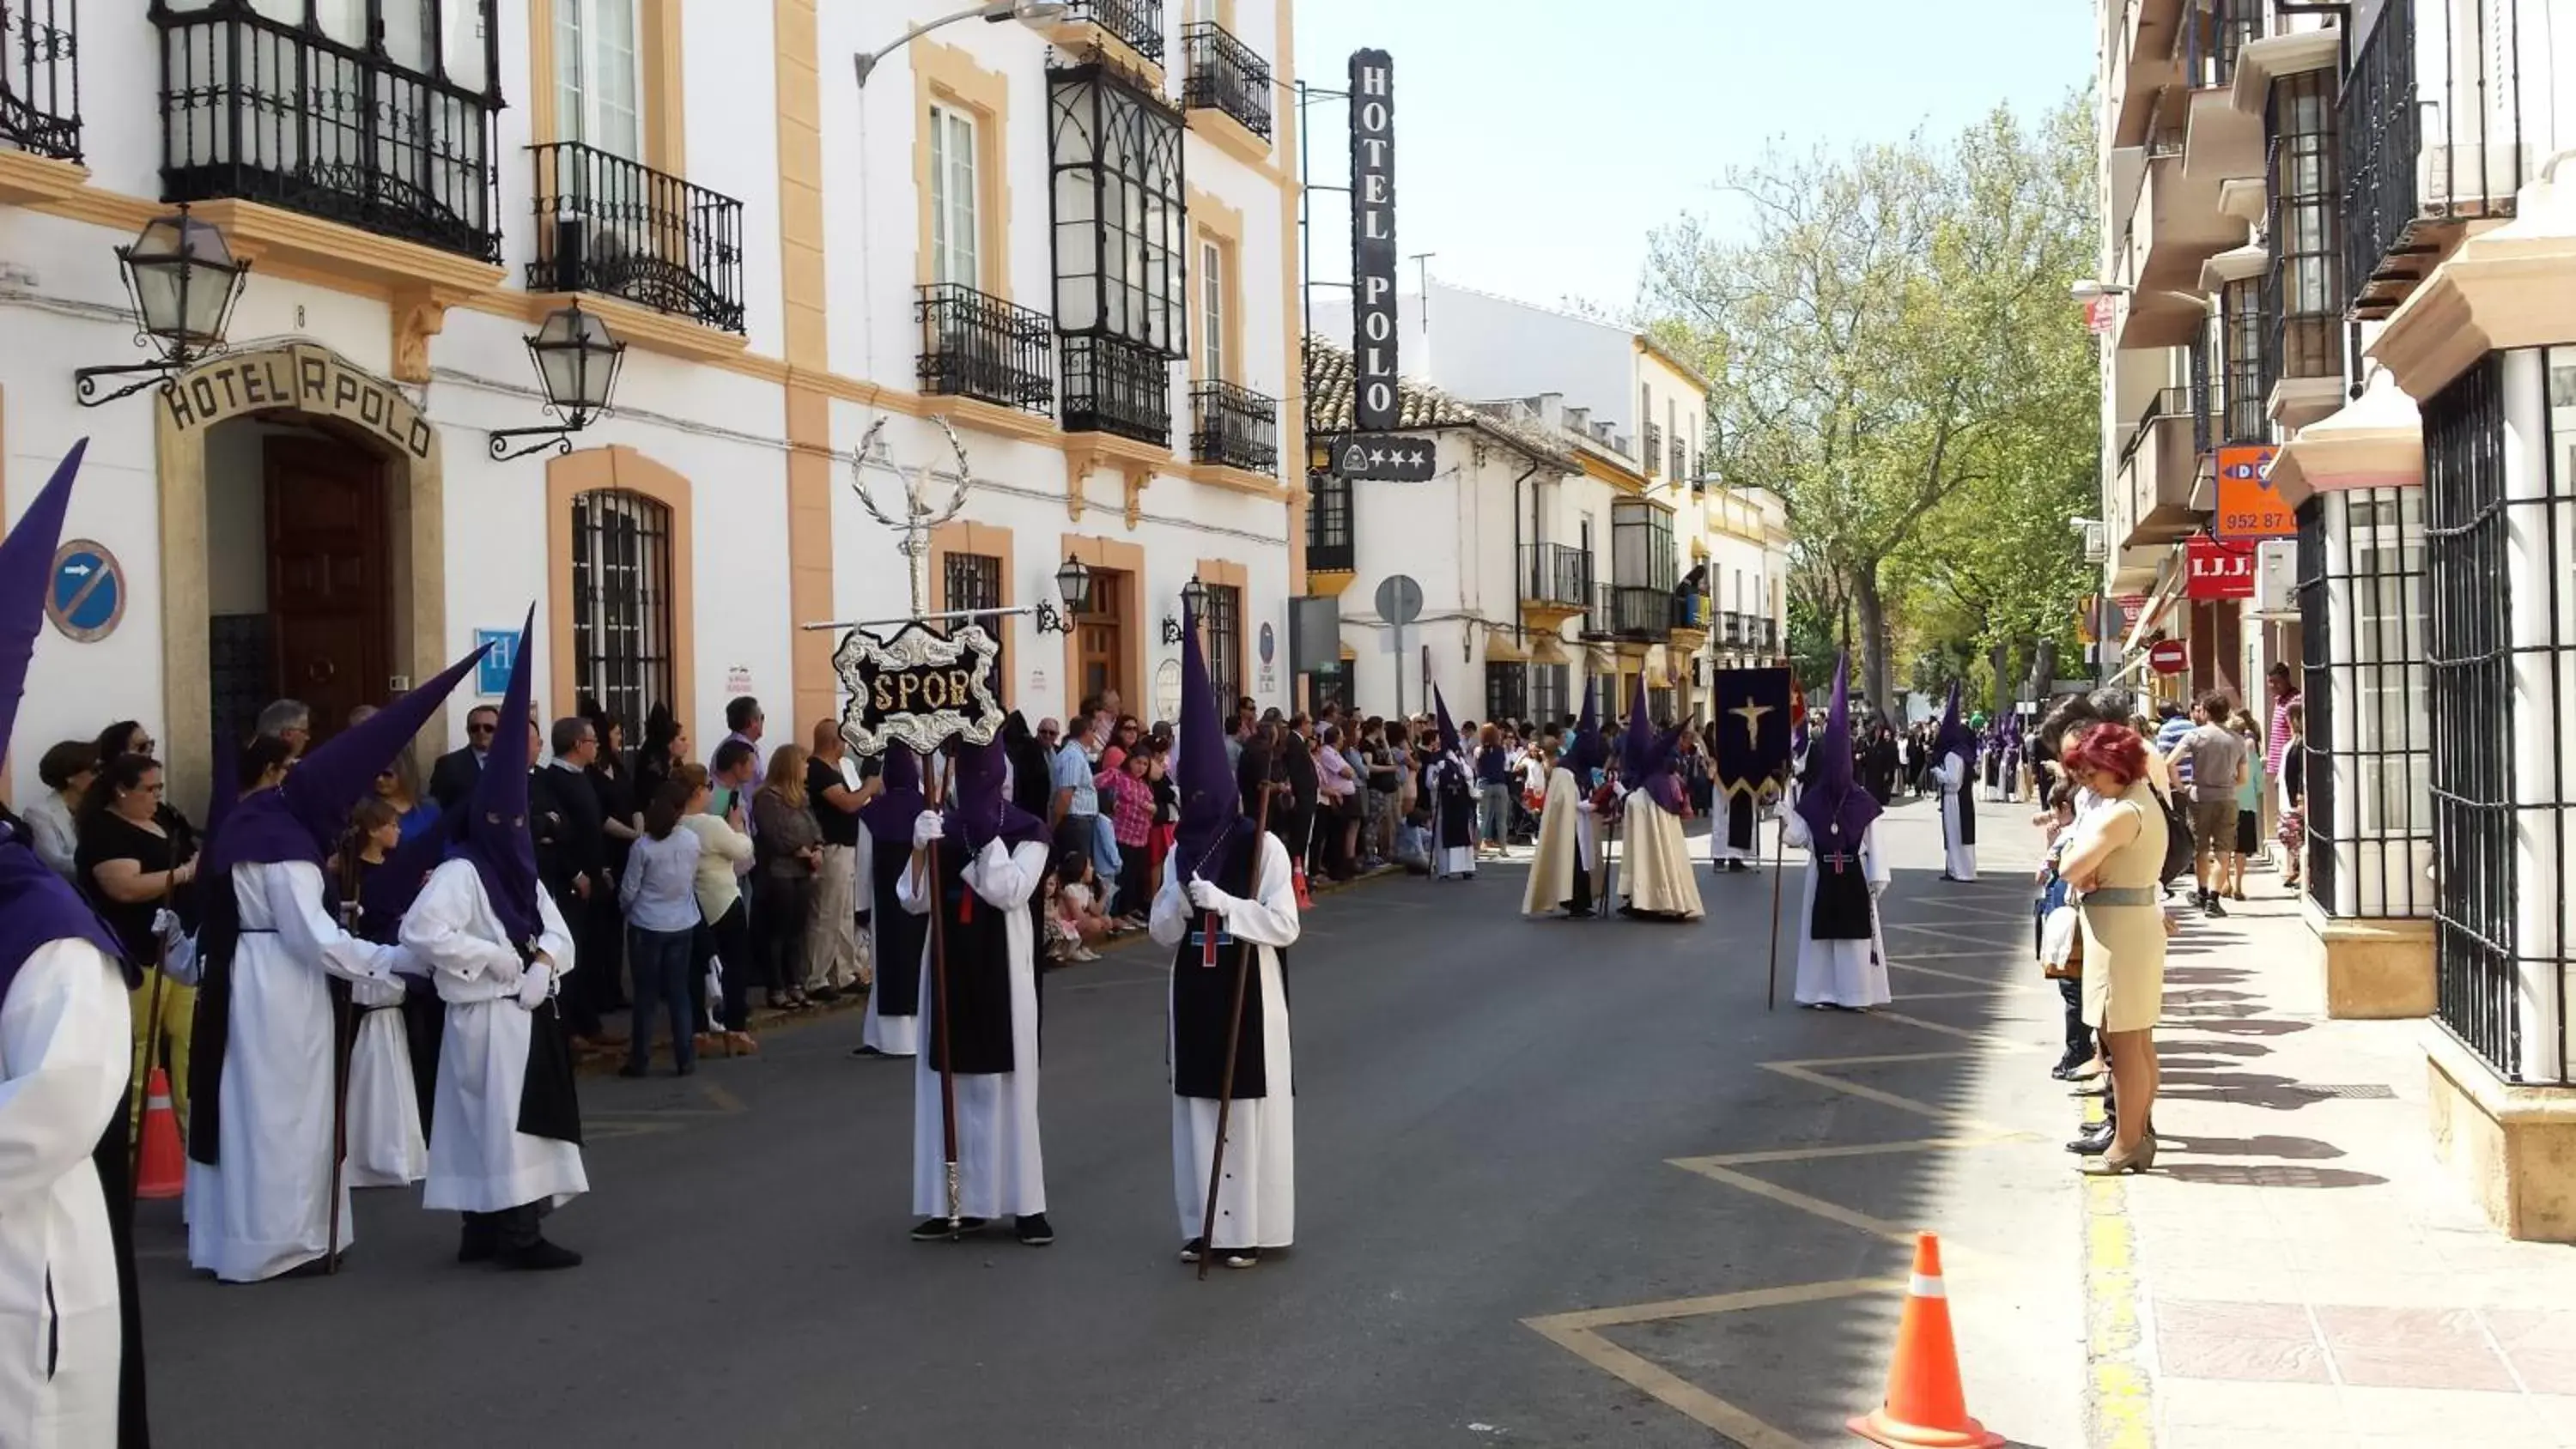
[2093,879,2576,1448]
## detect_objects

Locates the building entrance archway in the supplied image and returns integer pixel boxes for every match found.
[157,343,447,807]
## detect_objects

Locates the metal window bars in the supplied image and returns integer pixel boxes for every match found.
[1060,332,1174,446]
[1064,0,1164,63]
[2264,68,2344,393]
[2221,276,2268,444]
[528,140,745,333]
[2298,488,2434,924]
[2341,0,2528,321]
[1530,663,1569,725]
[1519,543,1592,611]
[1188,379,1279,474]
[917,283,1055,416]
[1485,662,1527,726]
[2175,0,2262,89]
[1046,62,1189,360]
[1643,421,1664,477]
[569,488,675,735]
[2424,351,2572,1087]
[1203,582,1241,711]
[2,0,80,161]
[154,0,501,262]
[1583,585,1668,642]
[1179,19,1271,140]
[943,551,1007,693]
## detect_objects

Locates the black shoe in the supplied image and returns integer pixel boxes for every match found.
[1179,1238,1206,1264]
[458,1225,498,1264]
[2206,895,2229,918]
[910,1216,987,1241]
[850,1044,886,1058]
[2067,1122,2115,1155]
[500,1238,582,1271]
[2050,1058,2084,1082]
[811,986,844,1003]
[1015,1214,1055,1246]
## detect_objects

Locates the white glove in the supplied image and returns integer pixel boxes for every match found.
[515,961,552,1010]
[1186,876,1234,915]
[153,909,203,986]
[151,908,189,960]
[349,973,405,1009]
[912,810,946,849]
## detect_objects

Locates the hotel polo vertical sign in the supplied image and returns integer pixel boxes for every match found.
[1349,49,1399,433]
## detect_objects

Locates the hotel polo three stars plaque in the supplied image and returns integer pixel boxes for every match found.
[1331,434,1437,482]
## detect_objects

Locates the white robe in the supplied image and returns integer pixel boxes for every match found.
[403,861,587,1215]
[1618,793,1704,919]
[1932,752,1978,881]
[1520,768,1596,916]
[185,860,412,1282]
[0,939,132,1449]
[343,971,425,1188]
[1780,810,1893,1008]
[898,836,1050,1220]
[1150,834,1298,1250]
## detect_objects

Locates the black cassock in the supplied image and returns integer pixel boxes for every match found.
[1810,832,1878,941]
[1726,791,1758,854]
[1170,822,1280,1100]
[1433,760,1476,857]
[1953,776,1978,848]
[925,844,1017,1074]
[869,845,930,1021]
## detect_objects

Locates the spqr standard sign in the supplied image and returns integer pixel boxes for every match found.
[834,621,1005,758]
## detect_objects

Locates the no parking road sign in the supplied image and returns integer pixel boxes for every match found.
[46,539,124,643]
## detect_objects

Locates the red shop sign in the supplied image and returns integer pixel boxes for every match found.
[2184,534,2256,601]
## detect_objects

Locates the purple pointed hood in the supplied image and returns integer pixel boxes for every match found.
[1431,687,1461,758]
[447,609,544,944]
[1172,597,1248,878]
[1935,682,1978,767]
[1562,674,1607,774]
[0,440,125,981]
[1619,675,1685,814]
[203,721,243,845]
[202,640,489,883]
[944,735,1048,855]
[859,744,929,846]
[1795,651,1881,848]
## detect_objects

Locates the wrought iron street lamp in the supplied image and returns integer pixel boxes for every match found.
[489,301,627,461]
[1035,555,1092,635]
[1163,574,1206,644]
[74,205,251,407]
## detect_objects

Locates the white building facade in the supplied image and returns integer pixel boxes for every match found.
[1306,280,1790,731]
[0,0,1305,809]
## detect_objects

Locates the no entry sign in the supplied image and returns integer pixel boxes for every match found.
[2148,639,2190,676]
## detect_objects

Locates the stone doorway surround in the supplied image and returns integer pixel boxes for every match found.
[155,341,446,801]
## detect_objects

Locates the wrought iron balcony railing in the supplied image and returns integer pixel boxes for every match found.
[2341,0,2525,320]
[1643,421,1664,477]
[528,141,744,332]
[2117,385,2192,469]
[1520,543,1591,609]
[1189,379,1279,473]
[155,2,500,261]
[2175,0,2260,90]
[1180,21,1271,140]
[1061,332,1173,446]
[1718,611,1746,646]
[1583,584,1668,641]
[917,283,1054,416]
[1065,0,1163,62]
[2,0,80,161]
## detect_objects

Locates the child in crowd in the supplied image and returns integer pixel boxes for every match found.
[1048,848,1115,964]
[2036,785,2092,1081]
[2227,711,2264,902]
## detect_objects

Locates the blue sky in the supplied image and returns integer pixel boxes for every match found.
[1289,0,2096,315]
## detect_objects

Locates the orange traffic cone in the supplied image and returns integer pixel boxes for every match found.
[1849,1234,2004,1449]
[135,1066,185,1201]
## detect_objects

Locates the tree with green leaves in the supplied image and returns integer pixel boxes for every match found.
[1639,97,2098,712]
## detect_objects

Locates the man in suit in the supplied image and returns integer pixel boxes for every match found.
[429,704,501,811]
[535,716,612,1046]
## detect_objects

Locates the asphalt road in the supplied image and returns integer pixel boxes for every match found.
[135,797,2079,1448]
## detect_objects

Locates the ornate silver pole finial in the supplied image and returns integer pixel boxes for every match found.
[848,415,976,617]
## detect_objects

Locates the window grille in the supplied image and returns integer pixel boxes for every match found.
[2299,488,2433,922]
[1203,582,1242,711]
[569,488,674,731]
[943,551,1006,702]
[1485,662,1527,725]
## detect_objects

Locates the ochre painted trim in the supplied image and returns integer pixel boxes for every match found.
[1272,0,1309,616]
[1186,184,1246,385]
[527,0,686,176]
[1038,21,1166,90]
[920,394,1059,446]
[1060,533,1148,712]
[775,0,835,733]
[1184,462,1287,496]
[1065,434,1175,528]
[545,446,699,728]
[1187,106,1273,169]
[912,39,1014,302]
[495,287,753,365]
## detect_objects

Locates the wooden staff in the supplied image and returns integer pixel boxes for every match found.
[1765,789,1789,1012]
[1197,768,1278,1279]
[917,755,964,1237]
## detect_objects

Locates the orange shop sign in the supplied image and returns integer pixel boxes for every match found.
[2214,444,2292,540]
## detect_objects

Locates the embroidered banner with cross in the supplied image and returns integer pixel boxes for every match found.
[1712,666,1794,800]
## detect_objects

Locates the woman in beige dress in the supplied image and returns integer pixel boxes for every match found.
[2057,723,2169,1175]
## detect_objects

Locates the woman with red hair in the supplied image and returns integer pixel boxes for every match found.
[2057,723,2170,1174]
